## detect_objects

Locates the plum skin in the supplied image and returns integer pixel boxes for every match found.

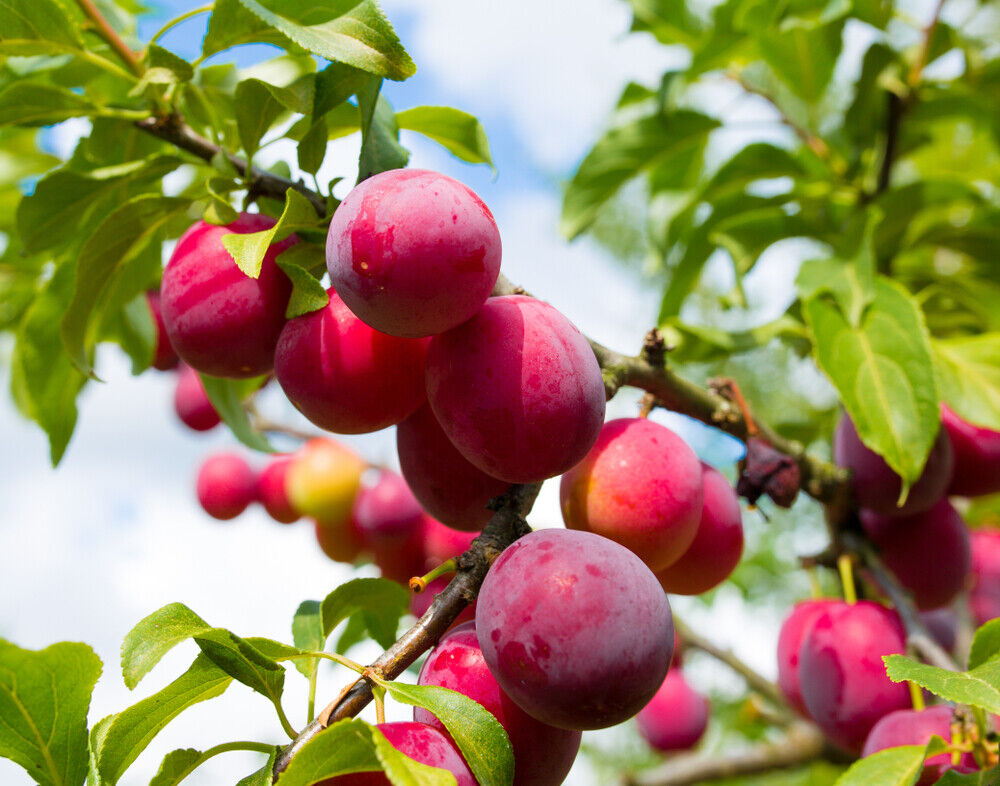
[476,528,674,731]
[656,462,744,593]
[560,418,704,572]
[862,706,976,785]
[286,439,365,525]
[426,295,606,484]
[833,416,953,516]
[275,289,428,435]
[636,668,709,753]
[173,364,220,432]
[326,168,501,338]
[942,404,1000,498]
[196,453,256,520]
[316,721,476,786]
[970,528,1000,625]
[351,471,426,585]
[160,214,295,378]
[416,621,581,786]
[798,600,910,752]
[776,599,838,715]
[397,404,509,531]
[255,457,299,524]
[145,290,178,370]
[860,499,971,611]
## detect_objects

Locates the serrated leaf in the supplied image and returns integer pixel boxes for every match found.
[192,629,286,707]
[276,251,329,318]
[803,277,939,491]
[934,334,1000,432]
[833,744,926,786]
[884,654,1000,712]
[0,82,97,126]
[357,78,409,181]
[321,578,409,644]
[120,602,211,690]
[61,195,187,376]
[379,681,514,786]
[87,715,114,786]
[292,600,324,680]
[297,116,329,174]
[0,0,82,56]
[198,373,275,452]
[758,20,844,102]
[149,748,202,786]
[223,189,317,277]
[235,76,314,157]
[396,106,493,168]
[562,110,720,239]
[145,44,194,82]
[936,764,1000,785]
[236,747,280,785]
[0,639,101,786]
[969,619,1000,670]
[314,62,368,117]
[97,654,233,784]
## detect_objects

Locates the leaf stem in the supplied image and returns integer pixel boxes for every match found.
[307,671,317,725]
[372,684,387,725]
[273,700,299,740]
[838,553,857,605]
[910,680,925,711]
[149,4,214,46]
[164,740,276,784]
[285,650,367,675]
[410,558,457,593]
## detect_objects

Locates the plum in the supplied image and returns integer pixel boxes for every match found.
[426,295,606,484]
[919,608,958,653]
[145,290,177,370]
[314,518,366,564]
[476,528,674,730]
[862,706,975,785]
[860,500,971,610]
[970,528,1000,625]
[352,471,426,585]
[173,364,220,432]
[656,462,743,593]
[942,405,1000,498]
[286,439,365,525]
[196,453,256,520]
[326,169,501,338]
[422,517,478,571]
[160,214,295,378]
[560,418,703,572]
[397,404,509,531]
[317,721,476,785]
[833,416,953,516]
[416,621,580,786]
[777,599,837,715]
[798,600,910,752]
[636,668,709,752]
[255,457,299,524]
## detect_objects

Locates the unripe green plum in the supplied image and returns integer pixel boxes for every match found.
[942,405,1000,498]
[326,169,501,338]
[477,529,674,730]
[560,418,703,572]
[286,439,365,525]
[145,290,177,370]
[636,668,709,752]
[196,453,256,520]
[426,296,606,484]
[274,289,429,434]
[160,214,295,378]
[173,364,220,432]
[656,463,743,593]
[255,456,300,524]
[860,500,971,610]
[397,404,508,531]
[833,416,953,516]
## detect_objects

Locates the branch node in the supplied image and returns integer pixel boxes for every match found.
[640,328,668,367]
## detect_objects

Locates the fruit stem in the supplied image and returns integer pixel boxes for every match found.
[410,559,458,593]
[371,684,387,725]
[838,554,857,605]
[806,567,823,600]
[909,680,925,711]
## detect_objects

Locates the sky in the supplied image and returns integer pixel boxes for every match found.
[0,1,797,783]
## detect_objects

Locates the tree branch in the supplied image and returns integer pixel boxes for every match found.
[74,0,143,76]
[624,722,827,786]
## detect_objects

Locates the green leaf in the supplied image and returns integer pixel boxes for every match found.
[236,747,280,786]
[562,110,720,239]
[0,83,97,126]
[104,293,157,375]
[87,715,114,786]
[276,258,329,319]
[97,654,233,784]
[292,600,324,680]
[833,744,926,786]
[297,116,329,174]
[396,106,493,168]
[936,765,1000,785]
[757,20,845,102]
[314,62,368,117]
[0,0,82,56]
[934,334,1000,432]
[659,315,810,363]
[321,578,409,645]
[0,639,101,786]
[969,619,1000,670]
[191,629,286,708]
[884,654,1000,713]
[120,602,211,690]
[144,44,194,83]
[379,680,514,786]
[357,78,409,181]
[61,195,187,376]
[149,749,202,786]
[710,205,827,274]
[235,76,314,157]
[198,374,275,452]
[223,189,318,277]
[803,277,939,492]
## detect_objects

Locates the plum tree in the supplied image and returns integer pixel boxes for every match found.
[352,471,426,584]
[559,418,704,572]
[173,364,220,432]
[942,405,1000,498]
[416,621,581,786]
[255,457,300,524]
[798,600,910,752]
[655,462,744,594]
[970,528,1000,626]
[317,722,476,785]
[861,706,974,784]
[636,668,710,753]
[476,528,674,730]
[160,214,296,378]
[274,289,429,434]
[426,295,606,483]
[196,453,256,520]
[286,439,366,525]
[396,404,509,531]
[777,599,837,715]
[860,500,971,610]
[145,290,177,371]
[325,169,502,338]
[833,416,953,516]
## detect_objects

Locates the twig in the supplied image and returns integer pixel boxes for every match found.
[73,0,144,76]
[625,722,827,786]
